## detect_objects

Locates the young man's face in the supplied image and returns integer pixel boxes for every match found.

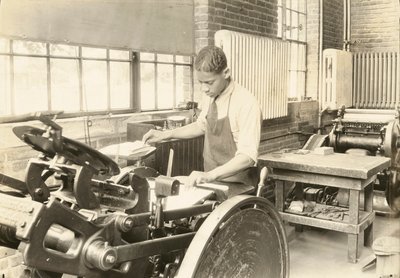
[196,68,230,98]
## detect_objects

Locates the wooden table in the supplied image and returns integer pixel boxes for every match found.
[258,150,391,263]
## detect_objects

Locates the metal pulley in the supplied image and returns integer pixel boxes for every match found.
[382,120,400,166]
[177,195,289,278]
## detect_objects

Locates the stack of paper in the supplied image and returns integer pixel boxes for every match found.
[99,141,156,160]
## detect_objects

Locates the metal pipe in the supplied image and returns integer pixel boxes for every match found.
[343,0,347,50]
[347,0,351,51]
[317,0,324,133]
[334,135,381,153]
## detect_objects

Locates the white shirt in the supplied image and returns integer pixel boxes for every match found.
[197,80,262,164]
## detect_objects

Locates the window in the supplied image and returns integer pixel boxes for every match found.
[0,37,194,119]
[140,53,193,111]
[0,39,132,117]
[277,0,307,101]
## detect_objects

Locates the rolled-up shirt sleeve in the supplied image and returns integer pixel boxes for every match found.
[235,98,262,165]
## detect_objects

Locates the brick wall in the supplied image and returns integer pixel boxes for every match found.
[350,0,400,52]
[194,0,279,52]
[259,101,319,154]
[194,0,319,154]
[323,0,344,50]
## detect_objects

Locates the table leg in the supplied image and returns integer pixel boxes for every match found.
[275,180,285,212]
[364,183,374,247]
[348,234,360,263]
[348,189,361,263]
[294,182,304,232]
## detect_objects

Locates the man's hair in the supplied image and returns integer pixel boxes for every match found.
[194,46,227,74]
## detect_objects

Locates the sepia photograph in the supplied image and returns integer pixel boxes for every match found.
[0,0,399,277]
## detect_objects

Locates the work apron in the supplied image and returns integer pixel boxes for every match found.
[203,94,257,188]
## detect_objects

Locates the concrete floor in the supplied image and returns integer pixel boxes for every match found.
[287,214,400,278]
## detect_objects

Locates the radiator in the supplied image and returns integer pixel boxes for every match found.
[352,52,399,109]
[127,122,204,176]
[321,49,353,110]
[155,136,204,176]
[215,30,289,119]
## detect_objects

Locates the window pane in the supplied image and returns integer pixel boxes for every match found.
[286,9,291,39]
[0,38,10,53]
[298,0,306,13]
[82,47,106,59]
[50,59,80,112]
[291,0,298,11]
[110,62,130,109]
[157,64,173,109]
[141,52,155,61]
[110,50,129,60]
[14,57,47,114]
[299,14,306,42]
[50,44,79,57]
[291,12,299,40]
[82,61,107,111]
[140,63,155,110]
[176,65,191,105]
[13,40,46,55]
[0,56,11,115]
[175,55,191,64]
[157,54,173,63]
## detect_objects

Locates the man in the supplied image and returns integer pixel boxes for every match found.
[143,45,262,187]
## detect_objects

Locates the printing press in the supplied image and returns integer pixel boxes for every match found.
[301,106,400,214]
[0,114,289,278]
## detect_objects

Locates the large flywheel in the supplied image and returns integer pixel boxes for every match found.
[177,195,289,278]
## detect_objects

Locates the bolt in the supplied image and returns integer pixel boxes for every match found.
[105,254,116,264]
[20,221,26,228]
[34,188,43,196]
[123,218,133,229]
[28,207,34,213]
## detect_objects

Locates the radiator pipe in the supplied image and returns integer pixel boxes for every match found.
[317,0,324,134]
[343,0,347,50]
[347,0,351,51]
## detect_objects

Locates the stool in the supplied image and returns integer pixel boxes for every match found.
[373,236,400,278]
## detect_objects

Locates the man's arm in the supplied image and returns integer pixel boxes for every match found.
[142,122,205,144]
[187,154,254,187]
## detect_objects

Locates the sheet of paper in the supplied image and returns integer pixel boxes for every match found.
[99,141,156,159]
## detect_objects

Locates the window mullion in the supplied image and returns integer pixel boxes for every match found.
[132,52,140,112]
[46,43,52,111]
[10,40,15,115]
[107,49,111,111]
[78,47,84,112]
[155,56,158,110]
[173,55,176,108]
[190,56,194,101]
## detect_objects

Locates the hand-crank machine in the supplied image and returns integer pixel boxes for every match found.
[0,114,289,278]
[302,107,400,214]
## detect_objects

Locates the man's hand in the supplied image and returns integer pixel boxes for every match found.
[142,129,169,144]
[186,171,216,187]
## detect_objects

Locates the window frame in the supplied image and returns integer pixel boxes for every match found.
[277,0,308,102]
[0,38,194,122]
[139,52,194,111]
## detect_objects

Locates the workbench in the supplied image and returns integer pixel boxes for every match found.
[258,150,391,263]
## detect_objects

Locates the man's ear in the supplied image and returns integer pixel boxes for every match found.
[223,68,231,79]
